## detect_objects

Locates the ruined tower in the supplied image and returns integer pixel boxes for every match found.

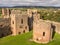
[11,10,29,35]
[27,9,40,30]
[33,20,52,43]
[0,18,11,38]
[27,9,33,30]
[32,10,40,22]
[33,9,52,43]
[2,8,10,18]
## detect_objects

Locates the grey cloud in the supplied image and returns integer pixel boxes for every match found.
[0,0,60,7]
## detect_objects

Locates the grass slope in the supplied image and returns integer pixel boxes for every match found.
[0,31,60,45]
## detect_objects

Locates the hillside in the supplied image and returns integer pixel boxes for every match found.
[0,31,60,45]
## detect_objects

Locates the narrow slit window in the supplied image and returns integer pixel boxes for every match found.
[25,26,27,29]
[21,19,23,24]
[43,32,45,36]
[12,21,14,24]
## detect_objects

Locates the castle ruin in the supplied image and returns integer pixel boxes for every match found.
[0,8,60,43]
[32,10,53,43]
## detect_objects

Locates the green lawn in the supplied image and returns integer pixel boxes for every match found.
[0,31,60,45]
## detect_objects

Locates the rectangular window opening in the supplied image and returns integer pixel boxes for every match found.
[12,21,14,24]
[21,19,23,24]
[43,32,45,36]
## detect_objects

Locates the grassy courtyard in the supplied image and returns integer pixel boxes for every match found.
[0,31,60,45]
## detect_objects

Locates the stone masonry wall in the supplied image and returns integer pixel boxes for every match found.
[11,10,29,35]
[33,20,52,43]
[0,18,11,38]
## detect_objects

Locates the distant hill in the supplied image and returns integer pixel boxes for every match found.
[0,6,60,8]
[13,6,60,8]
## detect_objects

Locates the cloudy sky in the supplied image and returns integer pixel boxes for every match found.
[0,0,60,7]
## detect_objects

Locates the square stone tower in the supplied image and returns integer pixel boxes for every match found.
[11,10,29,35]
[2,8,10,18]
[33,20,52,43]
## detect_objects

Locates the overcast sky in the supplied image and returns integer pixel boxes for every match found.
[0,0,60,7]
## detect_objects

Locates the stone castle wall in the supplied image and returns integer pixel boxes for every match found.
[0,18,11,38]
[43,20,60,34]
[52,21,60,34]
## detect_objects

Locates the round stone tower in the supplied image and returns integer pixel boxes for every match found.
[33,20,52,43]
